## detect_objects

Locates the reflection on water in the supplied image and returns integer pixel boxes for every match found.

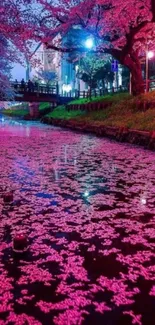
[0,115,49,138]
[0,116,155,325]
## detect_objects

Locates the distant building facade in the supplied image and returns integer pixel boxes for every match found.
[28,42,86,95]
[28,41,123,94]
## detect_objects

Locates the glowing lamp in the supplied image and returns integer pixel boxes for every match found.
[85,38,94,49]
[13,233,29,253]
[147,51,154,59]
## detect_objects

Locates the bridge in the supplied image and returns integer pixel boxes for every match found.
[10,82,130,102]
[0,82,129,118]
[10,82,74,104]
[1,81,155,105]
[3,80,154,118]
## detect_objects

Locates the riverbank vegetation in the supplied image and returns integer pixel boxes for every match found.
[2,92,155,131]
[46,92,155,131]
[2,102,50,118]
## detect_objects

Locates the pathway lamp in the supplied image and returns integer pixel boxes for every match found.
[77,38,94,92]
[85,38,94,49]
[146,48,154,92]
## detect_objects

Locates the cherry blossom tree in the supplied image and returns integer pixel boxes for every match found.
[1,0,155,97]
[36,0,155,95]
[0,0,40,99]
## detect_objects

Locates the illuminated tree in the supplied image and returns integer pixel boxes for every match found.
[78,54,110,91]
[1,0,155,97]
[37,0,155,95]
[0,0,39,98]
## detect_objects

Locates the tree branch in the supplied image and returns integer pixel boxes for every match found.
[151,0,155,21]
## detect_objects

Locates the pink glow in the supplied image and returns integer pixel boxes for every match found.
[0,118,155,324]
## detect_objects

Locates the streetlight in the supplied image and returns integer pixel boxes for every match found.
[146,47,154,92]
[76,38,94,92]
[85,38,94,49]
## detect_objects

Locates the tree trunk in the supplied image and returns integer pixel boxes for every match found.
[130,64,144,96]
[89,78,92,99]
[124,52,144,96]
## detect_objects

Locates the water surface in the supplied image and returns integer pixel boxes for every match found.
[0,116,155,325]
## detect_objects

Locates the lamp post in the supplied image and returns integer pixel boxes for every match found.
[77,38,94,93]
[146,45,154,92]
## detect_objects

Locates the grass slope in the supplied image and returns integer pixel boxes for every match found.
[2,102,50,117]
[47,92,155,131]
[68,92,131,105]
[3,108,29,117]
[46,105,86,120]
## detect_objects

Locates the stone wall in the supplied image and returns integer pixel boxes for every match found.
[41,116,155,151]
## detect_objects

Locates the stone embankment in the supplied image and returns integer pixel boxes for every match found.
[66,100,155,112]
[41,116,155,151]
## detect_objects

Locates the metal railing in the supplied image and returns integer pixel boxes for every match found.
[12,82,58,95]
[71,86,127,99]
[11,79,155,100]
[11,82,128,98]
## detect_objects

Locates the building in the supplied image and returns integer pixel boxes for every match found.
[28,40,86,95]
[28,39,123,95]
[29,43,61,84]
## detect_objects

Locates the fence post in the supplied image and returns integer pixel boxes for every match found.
[56,82,59,95]
[83,91,85,98]
[112,87,115,93]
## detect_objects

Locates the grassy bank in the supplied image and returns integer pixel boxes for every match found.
[46,105,86,120]
[46,92,155,131]
[68,92,131,105]
[2,92,155,131]
[3,107,29,117]
[2,102,50,118]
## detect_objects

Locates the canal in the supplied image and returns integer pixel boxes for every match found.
[0,116,155,325]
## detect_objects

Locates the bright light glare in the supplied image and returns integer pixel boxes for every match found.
[147,51,154,59]
[85,38,94,49]
[141,198,146,205]
[62,84,72,93]
[84,190,89,197]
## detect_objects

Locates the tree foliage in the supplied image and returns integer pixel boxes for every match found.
[36,70,57,84]
[78,54,104,89]
[0,0,155,97]
[0,0,40,98]
[35,0,155,95]
[78,55,114,90]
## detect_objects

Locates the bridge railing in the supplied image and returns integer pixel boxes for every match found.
[11,82,57,95]
[61,85,128,99]
[11,80,155,102]
[11,82,128,99]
